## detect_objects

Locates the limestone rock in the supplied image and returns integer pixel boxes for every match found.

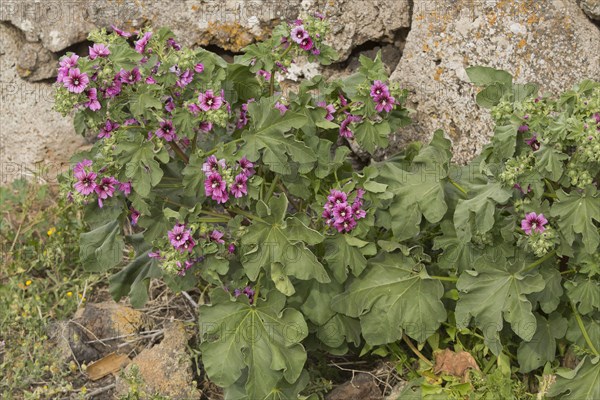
[115,321,200,400]
[17,41,58,81]
[389,0,600,163]
[580,0,600,20]
[0,22,88,185]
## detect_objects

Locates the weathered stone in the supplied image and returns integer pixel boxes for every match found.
[48,320,100,364]
[0,22,88,185]
[326,373,382,400]
[580,0,600,20]
[114,321,200,400]
[74,301,154,355]
[17,41,58,81]
[389,0,600,163]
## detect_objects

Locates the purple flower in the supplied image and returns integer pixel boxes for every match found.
[513,183,532,194]
[188,103,201,115]
[332,203,353,223]
[242,286,255,304]
[257,70,271,81]
[275,101,288,115]
[280,36,290,49]
[333,217,357,233]
[374,93,395,113]
[339,93,349,107]
[57,54,79,82]
[593,113,600,124]
[98,119,120,139]
[85,88,101,111]
[352,201,366,219]
[311,47,321,56]
[300,37,313,51]
[317,101,336,121]
[204,173,229,203]
[134,31,153,54]
[230,173,248,198]
[210,230,225,244]
[95,176,118,208]
[111,25,132,38]
[275,61,288,73]
[291,25,309,44]
[237,100,255,129]
[63,68,89,93]
[155,120,176,142]
[198,90,223,111]
[327,190,347,205]
[176,69,194,88]
[199,121,213,132]
[238,156,255,176]
[370,80,390,98]
[73,162,97,196]
[525,134,540,151]
[123,118,139,126]
[146,76,156,84]
[521,212,548,235]
[130,208,140,225]
[228,243,236,253]
[119,67,142,85]
[168,223,195,252]
[104,76,122,98]
[89,43,110,60]
[149,251,162,259]
[518,125,530,133]
[165,97,175,113]
[339,115,362,138]
[202,156,227,176]
[166,37,181,51]
[194,63,204,73]
[119,181,132,196]
[323,188,366,234]
[314,11,325,20]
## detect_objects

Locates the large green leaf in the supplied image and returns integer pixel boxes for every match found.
[129,91,163,118]
[454,182,511,242]
[535,146,567,181]
[199,289,308,399]
[225,63,262,104]
[241,195,329,286]
[433,220,484,273]
[466,66,513,87]
[455,257,545,354]
[109,248,162,308]
[547,356,600,399]
[550,187,600,254]
[79,220,124,272]
[331,252,446,344]
[324,235,369,284]
[517,313,567,373]
[116,138,165,197]
[354,121,390,153]
[564,275,600,315]
[241,98,314,175]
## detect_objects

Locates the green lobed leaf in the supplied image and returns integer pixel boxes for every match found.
[331,252,446,344]
[79,220,124,272]
[547,356,600,399]
[564,274,600,315]
[323,235,369,284]
[198,289,308,399]
[517,313,567,373]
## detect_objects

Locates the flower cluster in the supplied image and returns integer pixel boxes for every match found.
[226,286,256,304]
[71,160,129,208]
[370,80,395,113]
[203,156,255,203]
[322,188,366,233]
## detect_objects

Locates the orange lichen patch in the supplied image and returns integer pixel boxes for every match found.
[517,38,527,49]
[487,13,497,26]
[434,67,444,81]
[527,14,539,25]
[191,4,199,11]
[198,22,271,52]
[422,43,430,52]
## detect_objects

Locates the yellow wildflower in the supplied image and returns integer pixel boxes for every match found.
[47,227,56,236]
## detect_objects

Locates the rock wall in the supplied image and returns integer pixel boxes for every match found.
[0,0,598,183]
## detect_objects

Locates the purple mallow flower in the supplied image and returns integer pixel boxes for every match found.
[168,223,195,252]
[374,93,395,113]
[57,54,79,83]
[176,69,194,88]
[130,208,140,225]
[228,243,236,253]
[291,25,309,44]
[521,212,548,235]
[134,31,153,54]
[339,115,362,138]
[323,188,366,233]
[275,101,288,115]
[194,63,204,73]
[95,176,118,208]
[73,160,97,195]
[233,286,255,304]
[119,67,142,85]
[317,101,336,121]
[238,156,255,176]
[257,70,271,81]
[204,173,229,203]
[89,43,110,60]
[111,25,132,38]
[210,230,225,244]
[98,119,120,139]
[370,80,390,98]
[155,120,176,142]
[525,134,540,151]
[104,76,122,98]
[230,173,248,198]
[119,181,132,196]
[300,37,314,51]
[166,37,181,51]
[63,68,89,93]
[85,88,101,111]
[518,125,530,133]
[198,90,223,111]
[202,155,227,175]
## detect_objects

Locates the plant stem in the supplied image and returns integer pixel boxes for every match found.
[570,299,599,356]
[430,275,459,282]
[198,217,230,223]
[542,192,558,199]
[169,142,189,163]
[253,272,264,306]
[265,175,280,202]
[191,131,199,154]
[402,334,432,366]
[523,249,556,272]
[269,70,275,96]
[447,177,468,195]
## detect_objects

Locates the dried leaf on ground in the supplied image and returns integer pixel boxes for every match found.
[433,348,480,381]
